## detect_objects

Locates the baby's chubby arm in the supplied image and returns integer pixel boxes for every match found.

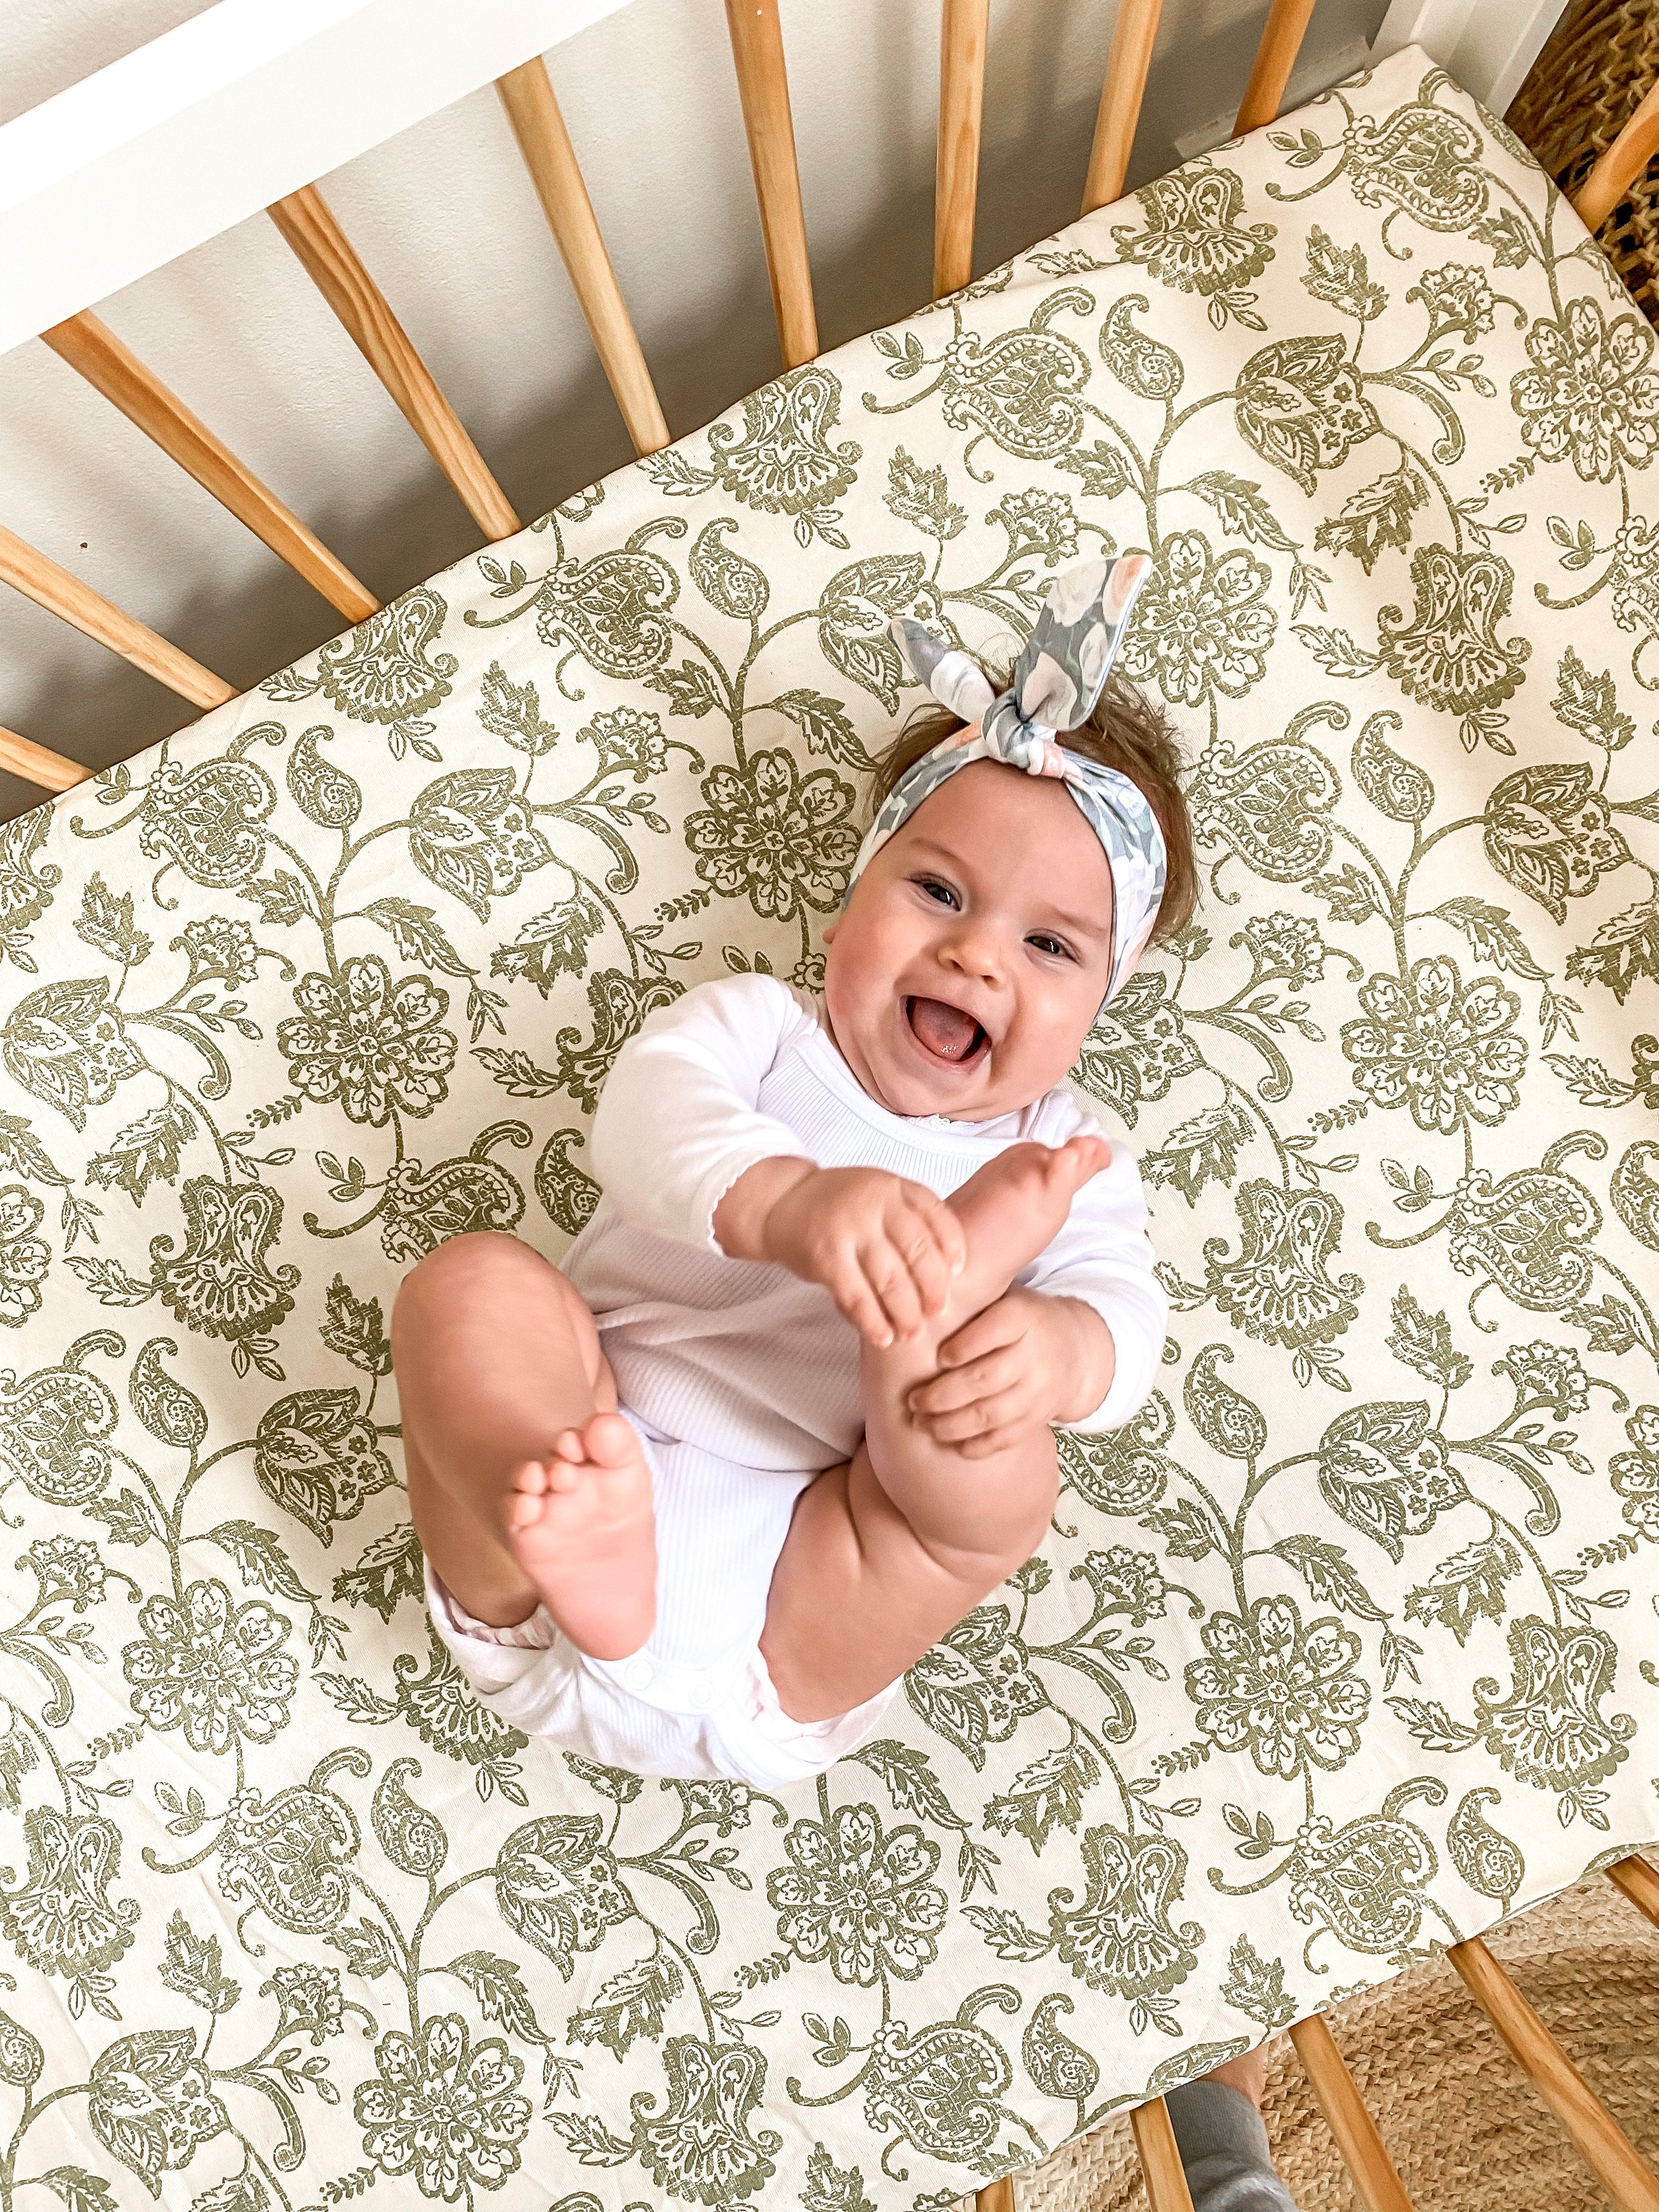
[714,1158,966,1348]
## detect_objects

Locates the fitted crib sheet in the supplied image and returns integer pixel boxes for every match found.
[0,43,1655,2211]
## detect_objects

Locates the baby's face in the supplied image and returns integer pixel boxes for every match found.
[822,759,1116,1121]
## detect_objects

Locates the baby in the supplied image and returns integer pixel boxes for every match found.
[392,555,1197,1788]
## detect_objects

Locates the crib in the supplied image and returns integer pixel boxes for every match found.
[3,4,1659,2209]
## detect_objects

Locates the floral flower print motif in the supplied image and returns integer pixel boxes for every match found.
[397,1634,531,1784]
[0,1187,49,1327]
[254,1386,396,1545]
[150,1177,300,1343]
[1074,1545,1167,1624]
[493,1810,633,1971]
[1610,513,1659,648]
[1205,1181,1362,1348]
[766,1802,948,1985]
[1406,262,1496,340]
[1284,1808,1436,1956]
[1376,546,1530,724]
[1110,167,1275,302]
[1047,1824,1202,1996]
[316,584,457,724]
[1186,1595,1370,1778]
[0,1359,118,1506]
[263,1960,346,2042]
[1076,969,1203,1127]
[706,364,861,518]
[1496,1341,1589,1417]
[278,956,456,1126]
[1,977,144,1131]
[1472,1616,1634,1792]
[988,488,1080,566]
[178,914,258,986]
[0,1702,40,1814]
[122,1578,298,1753]
[630,2034,781,2204]
[1482,762,1630,926]
[138,757,276,889]
[863,2015,1012,2169]
[1317,1401,1466,1562]
[685,751,860,921]
[1511,296,1659,482]
[1241,911,1328,988]
[1119,532,1276,705]
[216,1780,359,1936]
[584,703,669,782]
[21,1533,105,1610]
[1340,100,1489,230]
[408,768,553,922]
[87,2028,228,2192]
[1341,957,1526,1132]
[354,2013,530,2201]
[1234,335,1381,494]
[0,1807,138,1980]
[1446,1154,1600,1316]
[1609,1405,1659,1542]
[0,809,60,952]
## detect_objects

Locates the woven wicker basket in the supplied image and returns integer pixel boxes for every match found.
[1509,0,1659,323]
[1007,1870,1659,2212]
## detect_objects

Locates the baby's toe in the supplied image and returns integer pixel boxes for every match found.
[584,1412,640,1469]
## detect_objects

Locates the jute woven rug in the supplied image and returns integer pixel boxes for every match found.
[1013,1870,1659,2211]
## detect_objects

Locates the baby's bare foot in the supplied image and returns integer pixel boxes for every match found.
[947,1136,1110,1315]
[505,1413,657,1660]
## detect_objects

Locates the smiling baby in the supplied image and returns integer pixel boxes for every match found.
[391,555,1198,1786]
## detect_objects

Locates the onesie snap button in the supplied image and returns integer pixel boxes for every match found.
[622,1656,653,1692]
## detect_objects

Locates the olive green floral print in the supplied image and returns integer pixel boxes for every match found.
[0,50,1650,2212]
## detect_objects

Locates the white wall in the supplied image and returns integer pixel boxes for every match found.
[0,0,1390,814]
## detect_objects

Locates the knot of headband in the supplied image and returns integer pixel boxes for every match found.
[847,553,1166,1008]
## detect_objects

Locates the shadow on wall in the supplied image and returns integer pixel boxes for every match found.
[0,1,1361,817]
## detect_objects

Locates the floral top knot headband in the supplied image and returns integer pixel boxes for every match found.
[848,552,1165,1008]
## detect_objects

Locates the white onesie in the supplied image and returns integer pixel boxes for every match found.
[429,973,1167,1786]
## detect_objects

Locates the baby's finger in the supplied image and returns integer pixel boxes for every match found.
[923,1385,1027,1444]
[937,1299,1024,1369]
[909,1347,1018,1416]
[956,1423,1027,1460]
[865,1242,924,1340]
[894,1200,955,1316]
[830,1257,893,1347]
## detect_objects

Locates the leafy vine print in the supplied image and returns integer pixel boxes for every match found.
[0,50,1652,2212]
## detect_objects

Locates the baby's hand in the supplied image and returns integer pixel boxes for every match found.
[907,1287,1111,1457]
[761,1166,966,1346]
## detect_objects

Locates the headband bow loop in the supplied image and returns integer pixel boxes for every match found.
[850,554,1166,1007]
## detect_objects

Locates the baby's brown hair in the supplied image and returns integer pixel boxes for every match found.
[868,667,1198,943]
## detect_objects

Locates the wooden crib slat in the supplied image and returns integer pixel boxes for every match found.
[1448,1935,1659,2211]
[1606,1852,1659,1931]
[934,0,989,297]
[0,724,86,796]
[1131,2097,1198,2212]
[0,523,234,711]
[495,58,670,457]
[268,184,522,543]
[724,0,818,368]
[40,311,377,625]
[1573,77,1659,234]
[974,2177,1014,2212]
[1082,0,1165,215]
[1289,2016,1415,2212]
[1233,0,1317,136]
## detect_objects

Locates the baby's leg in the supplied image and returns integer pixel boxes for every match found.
[761,1139,1105,1720]
[391,1231,656,1660]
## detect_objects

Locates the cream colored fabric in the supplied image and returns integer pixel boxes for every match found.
[0,43,1653,2211]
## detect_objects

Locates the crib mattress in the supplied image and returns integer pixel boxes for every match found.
[0,43,1655,2210]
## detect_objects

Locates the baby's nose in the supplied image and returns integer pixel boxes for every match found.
[944,918,1005,981]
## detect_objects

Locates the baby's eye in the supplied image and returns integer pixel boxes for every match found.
[1028,933,1075,961]
[915,877,958,908]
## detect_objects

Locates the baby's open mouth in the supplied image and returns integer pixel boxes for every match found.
[905,995,988,1066]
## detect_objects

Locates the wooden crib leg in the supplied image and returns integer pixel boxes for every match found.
[1448,1935,1659,2212]
[268,186,521,543]
[0,522,233,712]
[1234,0,1317,135]
[974,2177,1014,2212]
[1606,1853,1659,1932]
[1082,0,1165,216]
[0,725,85,795]
[724,0,818,370]
[1289,2016,1414,2212]
[934,0,989,297]
[1131,2097,1198,2212]
[40,312,378,624]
